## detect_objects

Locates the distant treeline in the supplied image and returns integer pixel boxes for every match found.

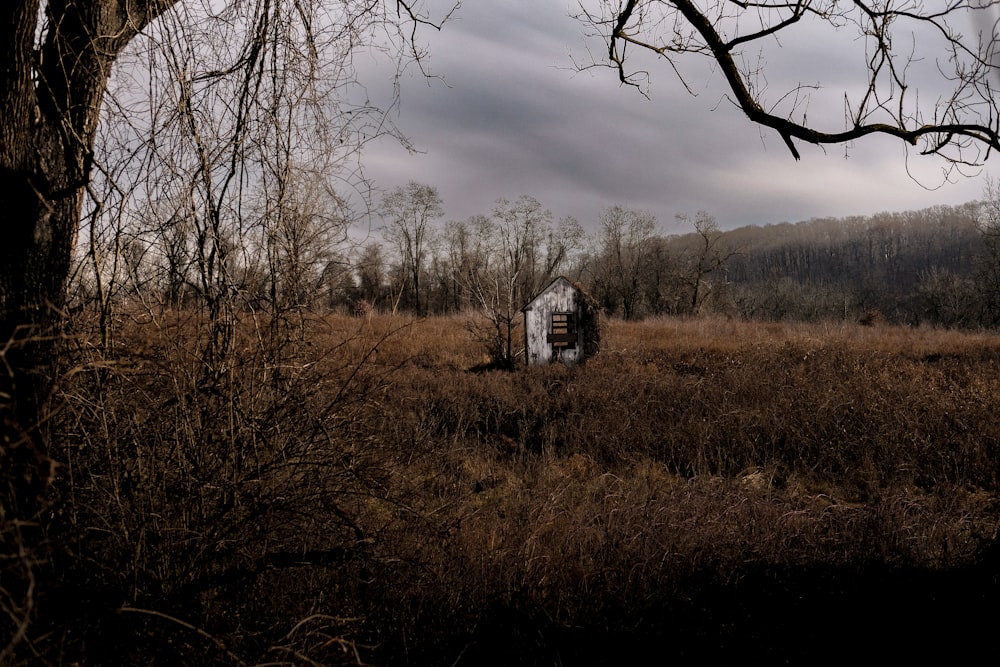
[74,178,1000,328]
[719,203,990,326]
[346,196,996,328]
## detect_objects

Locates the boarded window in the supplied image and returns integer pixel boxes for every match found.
[548,312,577,349]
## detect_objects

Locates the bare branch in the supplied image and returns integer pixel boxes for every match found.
[579,0,1000,165]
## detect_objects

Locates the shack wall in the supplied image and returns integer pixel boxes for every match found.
[523,277,586,367]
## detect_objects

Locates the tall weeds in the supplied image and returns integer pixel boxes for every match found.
[30,312,1000,664]
[39,308,414,664]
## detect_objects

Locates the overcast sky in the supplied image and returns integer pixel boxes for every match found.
[358,1,991,235]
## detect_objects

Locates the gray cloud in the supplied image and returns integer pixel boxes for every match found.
[359,1,989,233]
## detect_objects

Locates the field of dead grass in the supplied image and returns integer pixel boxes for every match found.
[40,310,1000,665]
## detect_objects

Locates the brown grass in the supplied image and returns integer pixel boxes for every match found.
[37,311,1000,665]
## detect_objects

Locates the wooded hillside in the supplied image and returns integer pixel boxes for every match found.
[714,203,986,325]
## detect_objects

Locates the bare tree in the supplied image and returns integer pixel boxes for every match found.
[442,217,485,311]
[917,266,978,327]
[594,205,658,319]
[462,197,579,367]
[259,177,349,328]
[577,0,1000,165]
[492,195,568,302]
[1,4,189,658]
[676,212,739,314]
[380,181,445,315]
[0,1,453,659]
[356,241,389,308]
[976,177,1000,324]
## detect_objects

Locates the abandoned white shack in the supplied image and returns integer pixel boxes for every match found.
[522,276,600,367]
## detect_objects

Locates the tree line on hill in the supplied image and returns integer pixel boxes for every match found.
[73,178,1000,330]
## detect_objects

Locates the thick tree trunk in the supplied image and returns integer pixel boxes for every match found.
[0,1,179,656]
[1,0,180,487]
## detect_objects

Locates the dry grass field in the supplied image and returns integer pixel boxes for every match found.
[40,311,1000,665]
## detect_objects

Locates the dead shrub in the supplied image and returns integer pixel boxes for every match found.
[37,311,1000,665]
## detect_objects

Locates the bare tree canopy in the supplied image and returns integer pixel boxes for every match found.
[577,0,1000,163]
[0,2,451,659]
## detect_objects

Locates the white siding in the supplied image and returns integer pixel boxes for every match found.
[523,277,585,367]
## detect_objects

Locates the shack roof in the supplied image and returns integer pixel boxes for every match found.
[521,276,585,312]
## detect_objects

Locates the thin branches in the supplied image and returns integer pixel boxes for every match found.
[579,0,1000,164]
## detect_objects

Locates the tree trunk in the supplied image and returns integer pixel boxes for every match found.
[1,2,178,656]
[3,0,179,477]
